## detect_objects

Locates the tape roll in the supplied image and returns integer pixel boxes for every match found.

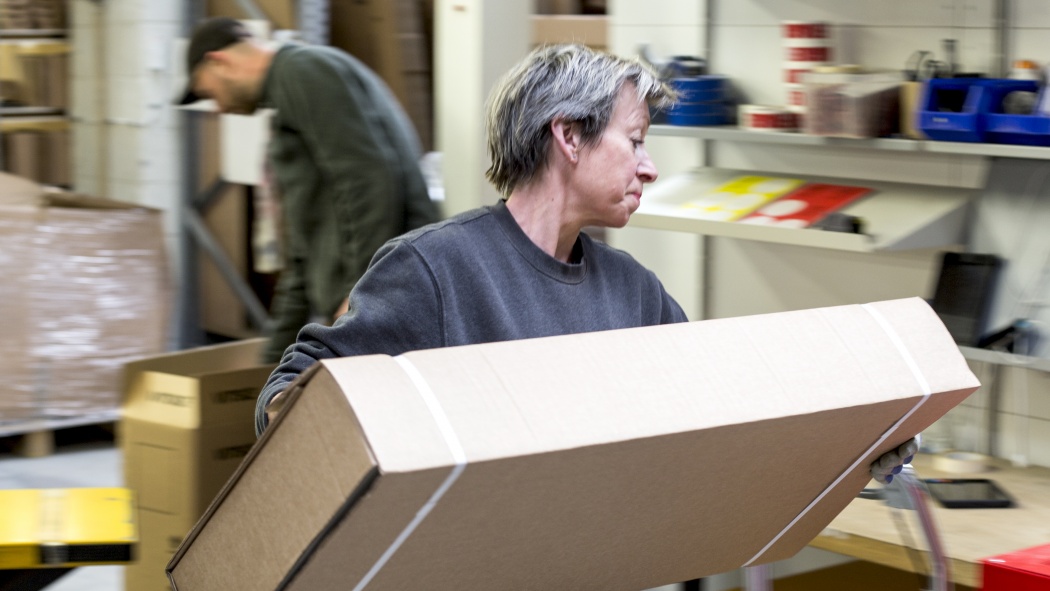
[785,67,821,84]
[932,451,991,474]
[738,105,799,132]
[782,21,830,39]
[785,83,806,107]
[786,46,833,62]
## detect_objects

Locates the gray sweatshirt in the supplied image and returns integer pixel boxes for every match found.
[256,200,688,434]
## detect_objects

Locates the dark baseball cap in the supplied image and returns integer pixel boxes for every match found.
[176,17,253,105]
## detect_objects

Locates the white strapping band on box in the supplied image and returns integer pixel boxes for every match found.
[350,356,468,591]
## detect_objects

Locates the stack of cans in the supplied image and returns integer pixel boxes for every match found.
[782,21,832,111]
[666,75,729,126]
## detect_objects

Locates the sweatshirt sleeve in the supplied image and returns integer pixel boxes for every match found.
[256,239,444,435]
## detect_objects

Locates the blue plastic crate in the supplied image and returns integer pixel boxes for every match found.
[918,78,991,142]
[666,111,729,126]
[985,81,1050,146]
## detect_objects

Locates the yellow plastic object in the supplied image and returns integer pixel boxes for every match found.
[0,488,137,569]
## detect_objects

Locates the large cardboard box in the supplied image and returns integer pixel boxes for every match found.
[122,338,276,591]
[329,0,434,150]
[0,173,169,421]
[167,298,979,590]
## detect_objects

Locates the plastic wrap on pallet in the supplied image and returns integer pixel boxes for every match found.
[0,173,170,422]
[0,175,39,422]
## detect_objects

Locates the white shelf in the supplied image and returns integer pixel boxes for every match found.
[630,168,974,252]
[0,106,63,116]
[0,410,120,438]
[959,346,1050,372]
[649,125,1050,161]
[0,29,67,38]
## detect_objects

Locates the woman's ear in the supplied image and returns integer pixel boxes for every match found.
[550,117,580,164]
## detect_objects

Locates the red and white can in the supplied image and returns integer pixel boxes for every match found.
[785,83,806,107]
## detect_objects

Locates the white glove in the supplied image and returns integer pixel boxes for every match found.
[870,437,919,484]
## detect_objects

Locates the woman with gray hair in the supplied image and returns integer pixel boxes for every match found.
[255,41,917,522]
[256,43,686,434]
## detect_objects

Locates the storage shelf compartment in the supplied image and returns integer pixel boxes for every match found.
[649,124,1050,160]
[630,168,974,252]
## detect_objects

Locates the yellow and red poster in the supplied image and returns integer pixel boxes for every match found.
[680,176,804,221]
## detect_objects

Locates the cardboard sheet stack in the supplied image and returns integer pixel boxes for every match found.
[0,173,169,421]
[168,298,979,590]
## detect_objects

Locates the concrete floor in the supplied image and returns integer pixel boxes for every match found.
[0,426,123,590]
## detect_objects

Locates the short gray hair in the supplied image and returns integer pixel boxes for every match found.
[484,44,674,196]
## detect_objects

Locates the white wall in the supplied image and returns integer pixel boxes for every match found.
[435,0,531,216]
[71,0,184,350]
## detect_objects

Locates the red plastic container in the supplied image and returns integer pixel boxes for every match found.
[982,543,1050,591]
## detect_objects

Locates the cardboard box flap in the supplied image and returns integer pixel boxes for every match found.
[168,298,980,590]
[0,172,43,206]
[40,189,162,212]
[122,339,273,426]
[0,172,161,211]
[168,362,379,591]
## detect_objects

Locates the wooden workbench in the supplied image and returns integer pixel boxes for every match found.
[810,455,1050,588]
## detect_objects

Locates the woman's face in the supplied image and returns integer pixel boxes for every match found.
[572,83,658,228]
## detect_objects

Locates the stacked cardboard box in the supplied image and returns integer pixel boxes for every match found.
[168,298,979,590]
[2,129,70,186]
[207,0,296,30]
[0,41,68,109]
[0,0,64,30]
[122,339,275,591]
[0,0,33,29]
[0,173,169,422]
[330,0,434,150]
[532,14,609,51]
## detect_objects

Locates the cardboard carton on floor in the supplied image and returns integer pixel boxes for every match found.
[167,298,979,591]
[122,339,275,591]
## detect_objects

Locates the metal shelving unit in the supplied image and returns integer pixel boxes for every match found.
[649,124,1050,161]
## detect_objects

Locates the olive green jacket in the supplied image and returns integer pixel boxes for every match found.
[259,44,440,363]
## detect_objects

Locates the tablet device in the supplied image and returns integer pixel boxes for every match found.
[924,478,1014,509]
[929,252,1001,346]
